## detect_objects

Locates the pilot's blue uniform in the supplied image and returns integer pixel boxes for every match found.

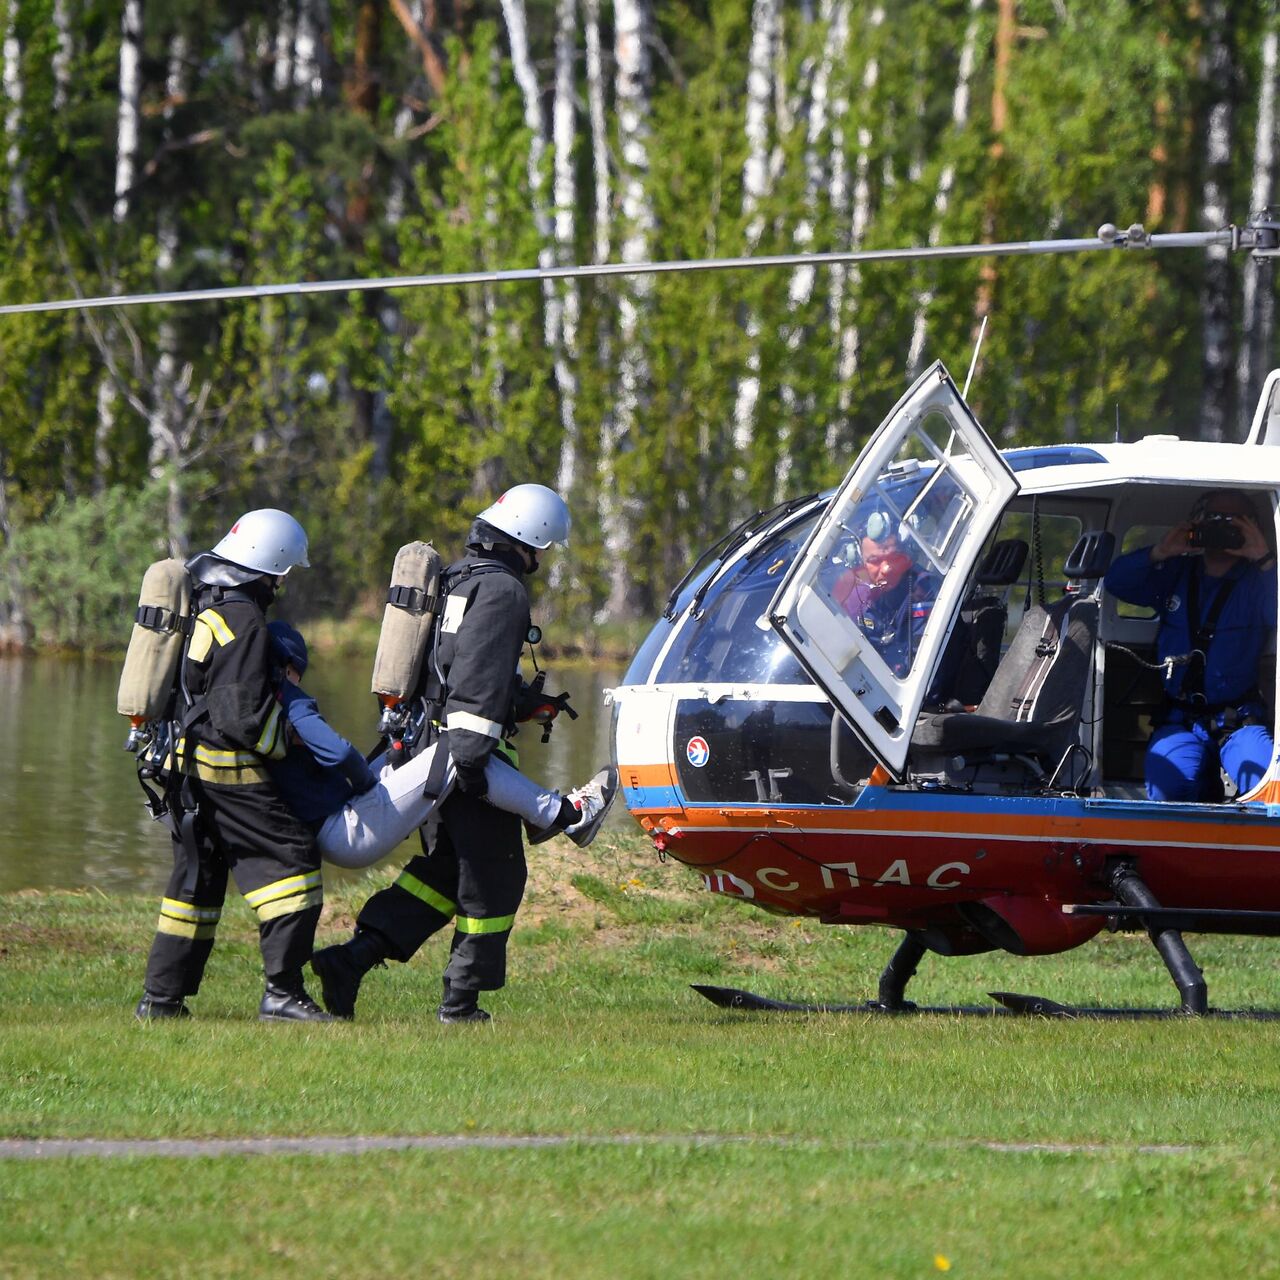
[1105,547,1277,801]
[841,568,965,702]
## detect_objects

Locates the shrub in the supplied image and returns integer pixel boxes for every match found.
[5,480,173,649]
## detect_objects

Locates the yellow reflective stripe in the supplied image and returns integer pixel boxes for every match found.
[445,711,503,739]
[243,871,323,910]
[174,738,265,769]
[394,872,456,918]
[175,758,271,785]
[160,899,221,923]
[253,703,286,761]
[495,739,519,769]
[156,916,218,940]
[256,888,323,921]
[454,912,516,935]
[187,619,214,664]
[199,608,235,646]
[171,740,272,784]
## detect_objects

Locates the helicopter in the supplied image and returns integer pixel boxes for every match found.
[610,334,1280,1019]
[8,214,1280,1017]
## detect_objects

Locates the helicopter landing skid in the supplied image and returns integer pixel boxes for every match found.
[691,984,1280,1020]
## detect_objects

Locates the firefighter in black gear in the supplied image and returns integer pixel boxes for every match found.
[134,509,334,1023]
[311,483,572,1022]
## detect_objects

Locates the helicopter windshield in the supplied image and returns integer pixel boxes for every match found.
[653,510,822,685]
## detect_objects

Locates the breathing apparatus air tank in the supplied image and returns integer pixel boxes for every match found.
[116,557,192,751]
[371,541,442,740]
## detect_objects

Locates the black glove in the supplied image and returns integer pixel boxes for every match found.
[454,761,489,797]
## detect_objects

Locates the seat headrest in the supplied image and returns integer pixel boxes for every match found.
[977,538,1029,586]
[1063,530,1115,579]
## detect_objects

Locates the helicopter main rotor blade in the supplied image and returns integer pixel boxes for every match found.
[0,225,1241,318]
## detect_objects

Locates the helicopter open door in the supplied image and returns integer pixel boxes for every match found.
[768,361,1019,780]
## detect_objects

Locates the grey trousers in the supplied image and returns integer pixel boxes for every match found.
[317,743,562,868]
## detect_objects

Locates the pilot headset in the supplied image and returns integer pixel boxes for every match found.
[839,506,905,569]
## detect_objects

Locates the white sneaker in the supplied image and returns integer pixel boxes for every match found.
[561,765,620,847]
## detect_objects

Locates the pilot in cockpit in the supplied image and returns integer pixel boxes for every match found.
[832,507,964,699]
[1104,488,1277,802]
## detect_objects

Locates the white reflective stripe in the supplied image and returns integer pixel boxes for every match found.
[440,594,468,635]
[445,711,503,739]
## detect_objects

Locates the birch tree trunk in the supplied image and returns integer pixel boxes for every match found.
[292,0,328,104]
[906,0,983,378]
[776,4,835,499]
[114,0,143,223]
[52,0,73,111]
[151,34,192,557]
[551,0,581,518]
[1199,0,1235,442]
[501,0,578,501]
[601,0,655,620]
[4,1,27,230]
[730,0,778,475]
[1238,7,1278,433]
[584,0,610,265]
[833,2,881,435]
[274,2,295,95]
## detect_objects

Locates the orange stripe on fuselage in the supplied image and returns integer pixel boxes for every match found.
[622,772,1280,852]
[620,762,678,789]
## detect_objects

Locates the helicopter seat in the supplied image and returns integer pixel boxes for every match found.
[909,532,1114,790]
[951,537,1030,707]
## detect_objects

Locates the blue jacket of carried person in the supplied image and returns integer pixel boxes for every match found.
[266,681,378,825]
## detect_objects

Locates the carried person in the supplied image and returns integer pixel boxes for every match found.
[310,483,596,1024]
[1104,488,1277,802]
[264,619,617,866]
[132,510,334,1023]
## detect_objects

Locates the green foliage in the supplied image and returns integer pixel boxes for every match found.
[2,0,1279,639]
[3,480,173,649]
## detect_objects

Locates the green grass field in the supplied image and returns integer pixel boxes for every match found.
[4,829,1280,1278]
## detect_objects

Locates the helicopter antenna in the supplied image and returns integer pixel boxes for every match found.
[0,221,1271,318]
[962,314,989,399]
[1115,403,1121,442]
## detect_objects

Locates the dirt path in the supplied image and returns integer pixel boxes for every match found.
[0,1134,1198,1160]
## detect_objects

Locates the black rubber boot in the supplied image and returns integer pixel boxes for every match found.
[437,979,491,1024]
[134,993,191,1021]
[259,971,336,1023]
[309,930,388,1020]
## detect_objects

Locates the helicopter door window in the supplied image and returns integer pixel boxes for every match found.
[770,361,1019,779]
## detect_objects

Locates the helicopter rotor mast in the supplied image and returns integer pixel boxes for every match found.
[1,218,1276,319]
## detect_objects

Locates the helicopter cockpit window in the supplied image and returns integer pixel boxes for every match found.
[654,512,821,685]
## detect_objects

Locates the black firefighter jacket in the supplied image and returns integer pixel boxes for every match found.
[434,551,531,778]
[178,590,287,786]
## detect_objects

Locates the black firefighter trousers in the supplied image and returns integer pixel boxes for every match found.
[142,779,323,1000]
[355,787,527,992]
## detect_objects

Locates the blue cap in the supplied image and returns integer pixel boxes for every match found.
[267,620,308,677]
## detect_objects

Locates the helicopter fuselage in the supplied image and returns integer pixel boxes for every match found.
[611,365,1280,966]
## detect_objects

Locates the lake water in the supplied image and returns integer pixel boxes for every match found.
[0,654,625,895]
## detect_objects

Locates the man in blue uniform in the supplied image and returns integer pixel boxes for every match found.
[833,508,964,701]
[1105,488,1277,802]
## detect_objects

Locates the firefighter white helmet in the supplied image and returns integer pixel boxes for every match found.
[211,509,310,575]
[477,484,571,549]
